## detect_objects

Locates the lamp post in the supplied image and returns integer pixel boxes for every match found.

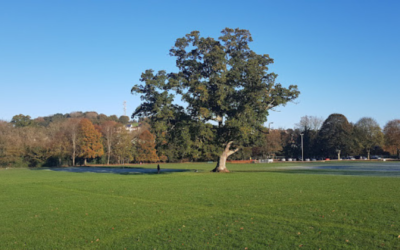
[267,122,274,160]
[268,122,274,131]
[300,133,304,161]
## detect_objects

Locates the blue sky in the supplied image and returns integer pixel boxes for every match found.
[1,0,399,129]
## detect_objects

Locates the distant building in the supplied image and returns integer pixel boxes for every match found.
[125,123,140,132]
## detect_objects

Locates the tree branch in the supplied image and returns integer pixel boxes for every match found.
[227,147,240,156]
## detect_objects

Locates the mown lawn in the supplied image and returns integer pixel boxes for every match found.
[1,163,400,249]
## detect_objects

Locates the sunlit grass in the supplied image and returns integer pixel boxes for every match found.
[1,163,400,249]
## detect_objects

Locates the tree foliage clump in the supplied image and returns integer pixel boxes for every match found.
[78,118,104,165]
[0,121,25,166]
[252,129,283,159]
[134,130,159,163]
[132,28,299,171]
[383,119,400,158]
[11,114,34,127]
[318,113,352,159]
[113,126,135,164]
[354,117,383,159]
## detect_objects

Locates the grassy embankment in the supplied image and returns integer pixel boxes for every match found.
[1,162,400,249]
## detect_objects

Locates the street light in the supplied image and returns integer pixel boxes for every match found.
[267,122,274,160]
[300,133,304,161]
[268,122,274,132]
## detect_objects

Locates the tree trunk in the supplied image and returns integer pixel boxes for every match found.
[72,148,76,166]
[367,149,370,160]
[71,130,77,167]
[107,128,113,165]
[84,158,87,166]
[337,150,341,160]
[107,144,111,165]
[212,141,240,173]
[72,135,76,166]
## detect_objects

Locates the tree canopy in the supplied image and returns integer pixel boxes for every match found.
[78,118,104,165]
[11,114,33,127]
[132,28,299,171]
[383,119,400,158]
[318,113,352,158]
[354,117,383,159]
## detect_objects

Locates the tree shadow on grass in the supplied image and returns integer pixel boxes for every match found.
[33,166,191,175]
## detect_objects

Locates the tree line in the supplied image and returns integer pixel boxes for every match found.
[137,113,400,163]
[1,112,399,167]
[0,112,159,167]
[251,114,400,160]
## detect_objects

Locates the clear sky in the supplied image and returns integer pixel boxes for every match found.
[1,0,399,129]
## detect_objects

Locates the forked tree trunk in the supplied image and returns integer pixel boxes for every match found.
[212,141,240,173]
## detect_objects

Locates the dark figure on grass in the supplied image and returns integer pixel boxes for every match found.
[157,164,160,174]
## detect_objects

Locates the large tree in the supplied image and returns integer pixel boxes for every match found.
[354,117,383,160]
[134,129,159,163]
[318,113,352,159]
[118,116,130,125]
[132,28,299,172]
[296,115,324,132]
[65,118,81,166]
[11,114,34,127]
[20,126,50,167]
[47,121,70,166]
[100,120,118,165]
[295,116,324,158]
[78,118,104,165]
[113,125,135,164]
[383,119,400,158]
[252,129,283,159]
[0,121,24,166]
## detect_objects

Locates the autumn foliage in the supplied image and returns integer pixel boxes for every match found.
[1,112,150,167]
[3,110,400,167]
[135,130,159,163]
[78,118,104,163]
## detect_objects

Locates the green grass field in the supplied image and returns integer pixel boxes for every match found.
[1,162,400,249]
